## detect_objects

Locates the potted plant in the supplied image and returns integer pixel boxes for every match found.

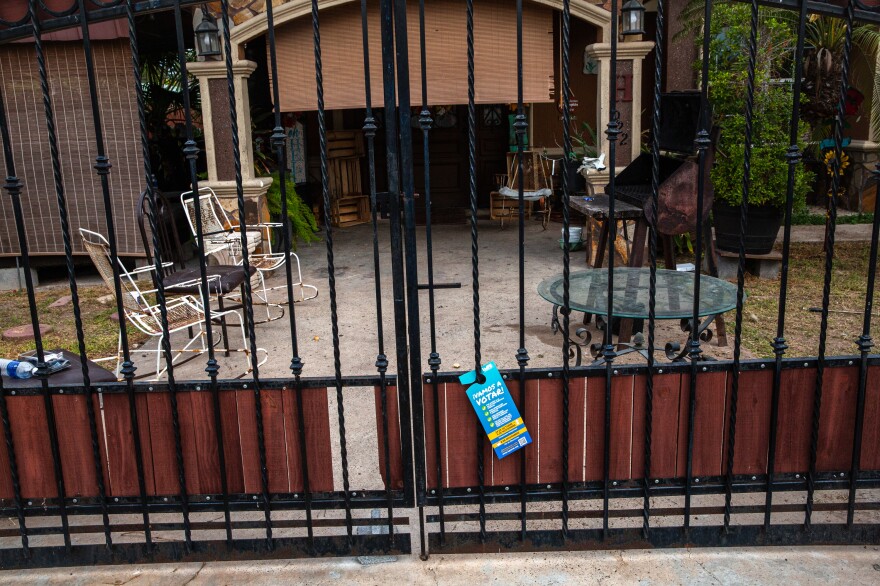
[704,4,813,254]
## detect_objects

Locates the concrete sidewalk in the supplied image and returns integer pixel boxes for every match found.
[2,547,878,585]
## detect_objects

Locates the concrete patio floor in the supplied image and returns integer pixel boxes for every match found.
[2,546,878,584]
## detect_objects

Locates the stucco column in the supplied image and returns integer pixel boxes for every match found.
[583,41,654,164]
[188,59,272,224]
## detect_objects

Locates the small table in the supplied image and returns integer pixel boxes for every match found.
[537,268,741,364]
[2,350,116,390]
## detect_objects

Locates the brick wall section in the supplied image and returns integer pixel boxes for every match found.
[0,40,145,257]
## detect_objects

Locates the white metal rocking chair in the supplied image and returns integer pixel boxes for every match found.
[80,228,268,381]
[181,187,318,320]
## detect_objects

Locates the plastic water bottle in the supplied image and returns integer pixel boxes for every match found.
[0,359,34,379]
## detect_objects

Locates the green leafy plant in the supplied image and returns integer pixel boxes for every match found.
[703,3,813,210]
[264,172,319,249]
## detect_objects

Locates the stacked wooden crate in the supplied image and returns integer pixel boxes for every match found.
[327,130,370,228]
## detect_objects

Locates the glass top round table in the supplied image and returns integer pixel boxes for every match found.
[537,268,741,319]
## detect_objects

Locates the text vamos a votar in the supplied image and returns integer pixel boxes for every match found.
[472,382,505,405]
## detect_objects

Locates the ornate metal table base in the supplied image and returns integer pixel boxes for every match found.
[550,305,718,365]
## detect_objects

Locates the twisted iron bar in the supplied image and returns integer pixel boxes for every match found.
[0,90,29,555]
[765,0,808,532]
[643,0,666,540]
[724,0,760,533]
[311,0,353,541]
[560,0,573,541]
[806,0,855,532]
[263,0,314,546]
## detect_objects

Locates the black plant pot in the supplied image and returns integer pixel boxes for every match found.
[713,200,783,255]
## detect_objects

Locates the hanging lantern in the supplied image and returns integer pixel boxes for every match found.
[195,8,221,58]
[621,0,646,36]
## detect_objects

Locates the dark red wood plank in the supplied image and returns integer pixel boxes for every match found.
[630,373,647,481]
[260,389,289,493]
[523,379,540,484]
[859,366,880,471]
[775,368,817,474]
[180,391,221,495]
[724,370,772,476]
[52,395,101,497]
[816,366,858,472]
[536,378,563,484]
[650,373,682,479]
[584,376,606,482]
[423,378,441,489]
[235,390,261,494]
[219,390,244,493]
[610,376,635,480]
[0,402,13,499]
[177,392,202,495]
[676,374,691,478]
[300,387,333,492]
[145,393,179,496]
[493,378,528,487]
[374,385,404,490]
[444,382,479,488]
[99,393,148,496]
[565,377,588,484]
[7,396,55,499]
[691,371,728,478]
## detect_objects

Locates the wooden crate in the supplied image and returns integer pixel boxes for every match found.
[332,195,370,228]
[490,191,533,221]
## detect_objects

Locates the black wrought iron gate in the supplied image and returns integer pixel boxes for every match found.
[0,0,879,570]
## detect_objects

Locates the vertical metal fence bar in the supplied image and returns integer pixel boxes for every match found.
[765,0,808,531]
[263,0,313,546]
[390,0,423,550]
[414,0,444,555]
[560,0,574,541]
[310,0,353,542]
[723,0,760,533]
[34,0,113,550]
[0,84,30,558]
[25,0,77,550]
[848,161,880,527]
[643,0,666,539]
[514,0,530,542]
[221,0,272,550]
[807,0,855,532]
[122,0,160,549]
[358,0,395,549]
[685,0,714,534]
[464,0,487,543]
[601,0,620,539]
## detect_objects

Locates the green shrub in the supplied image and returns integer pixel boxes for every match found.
[264,172,319,249]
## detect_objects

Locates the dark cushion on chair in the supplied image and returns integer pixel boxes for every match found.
[163,265,257,296]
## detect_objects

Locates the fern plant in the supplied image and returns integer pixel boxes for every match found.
[264,172,319,250]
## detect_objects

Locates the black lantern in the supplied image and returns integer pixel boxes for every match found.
[621,0,646,36]
[195,9,221,58]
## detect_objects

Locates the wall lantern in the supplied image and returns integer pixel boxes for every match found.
[195,8,221,58]
[621,0,646,36]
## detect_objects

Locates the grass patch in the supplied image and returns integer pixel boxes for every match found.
[0,285,146,361]
[791,210,874,225]
[730,241,879,358]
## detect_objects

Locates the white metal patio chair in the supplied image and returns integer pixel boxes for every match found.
[80,228,267,381]
[181,187,318,320]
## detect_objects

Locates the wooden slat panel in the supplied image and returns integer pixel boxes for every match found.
[99,393,151,496]
[816,366,858,472]
[374,385,404,490]
[300,387,334,492]
[676,374,691,477]
[444,382,479,488]
[0,404,13,499]
[775,368,817,474]
[630,374,648,480]
[725,370,772,476]
[145,394,179,496]
[7,397,55,499]
[236,391,261,494]
[424,379,441,489]
[650,373,683,479]
[536,378,563,484]
[691,372,728,478]
[179,392,221,495]
[585,376,606,481]
[263,390,289,493]
[566,377,588,484]
[859,365,880,471]
[219,390,244,494]
[523,379,540,484]
[52,395,99,497]
[493,378,525,487]
[610,376,635,480]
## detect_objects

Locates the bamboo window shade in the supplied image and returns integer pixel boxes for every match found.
[269,0,555,112]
